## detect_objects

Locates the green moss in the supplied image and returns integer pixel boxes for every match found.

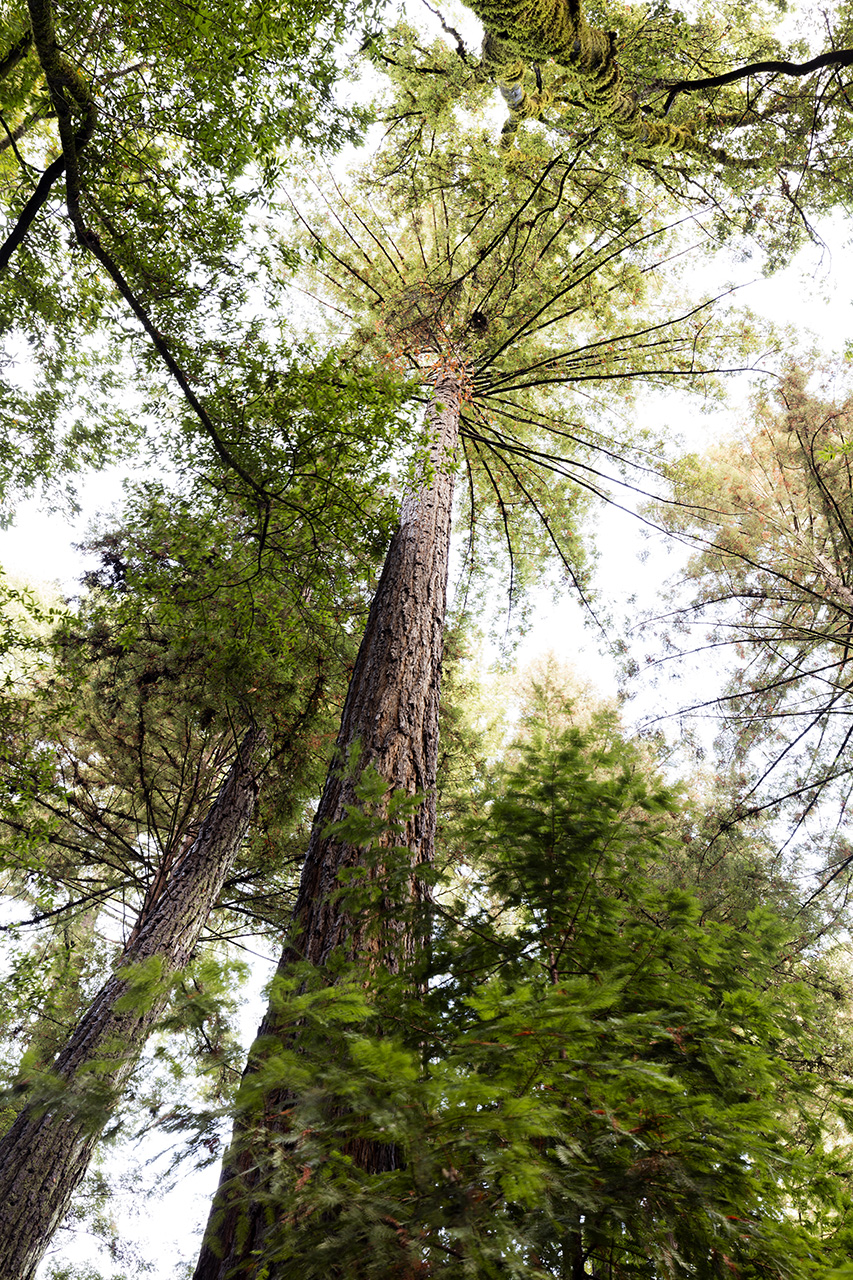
[474,0,707,157]
[28,0,95,123]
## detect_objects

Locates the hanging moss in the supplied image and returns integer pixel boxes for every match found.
[478,0,631,121]
[486,52,555,148]
[474,0,710,158]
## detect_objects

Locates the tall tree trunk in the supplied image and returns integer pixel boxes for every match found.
[0,726,265,1280]
[193,375,462,1280]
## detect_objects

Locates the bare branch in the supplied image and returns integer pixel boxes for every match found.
[663,48,853,115]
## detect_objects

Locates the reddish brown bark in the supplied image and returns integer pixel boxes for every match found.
[193,376,462,1280]
[0,727,265,1280]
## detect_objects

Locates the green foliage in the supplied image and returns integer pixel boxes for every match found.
[2,1,853,1273]
[197,706,853,1277]
[288,94,755,631]
[373,5,853,268]
[0,0,385,512]
[0,339,414,946]
[0,342,415,1239]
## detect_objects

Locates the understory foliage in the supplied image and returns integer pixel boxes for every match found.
[190,695,853,1278]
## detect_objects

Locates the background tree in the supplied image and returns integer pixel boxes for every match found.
[645,369,853,918]
[0,721,265,1280]
[0,342,411,1278]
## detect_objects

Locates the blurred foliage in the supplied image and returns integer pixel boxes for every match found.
[187,685,853,1277]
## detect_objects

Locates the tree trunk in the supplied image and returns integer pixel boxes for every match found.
[0,726,265,1280]
[193,375,462,1280]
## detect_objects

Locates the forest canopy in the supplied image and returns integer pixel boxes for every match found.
[0,0,853,1276]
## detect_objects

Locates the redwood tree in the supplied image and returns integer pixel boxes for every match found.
[191,114,757,1274]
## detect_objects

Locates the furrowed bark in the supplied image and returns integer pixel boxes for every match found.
[193,375,462,1280]
[289,375,461,970]
[0,727,266,1280]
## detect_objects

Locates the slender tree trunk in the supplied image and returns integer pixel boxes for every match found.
[570,1223,586,1280]
[193,375,462,1280]
[0,727,265,1280]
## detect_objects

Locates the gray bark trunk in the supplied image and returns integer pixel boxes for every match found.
[193,376,462,1280]
[0,727,265,1280]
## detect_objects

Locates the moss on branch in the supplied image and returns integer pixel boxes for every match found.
[472,0,711,157]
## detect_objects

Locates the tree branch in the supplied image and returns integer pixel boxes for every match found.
[0,153,65,270]
[75,227,273,503]
[0,28,32,82]
[663,48,853,115]
[418,0,472,63]
[13,0,273,507]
